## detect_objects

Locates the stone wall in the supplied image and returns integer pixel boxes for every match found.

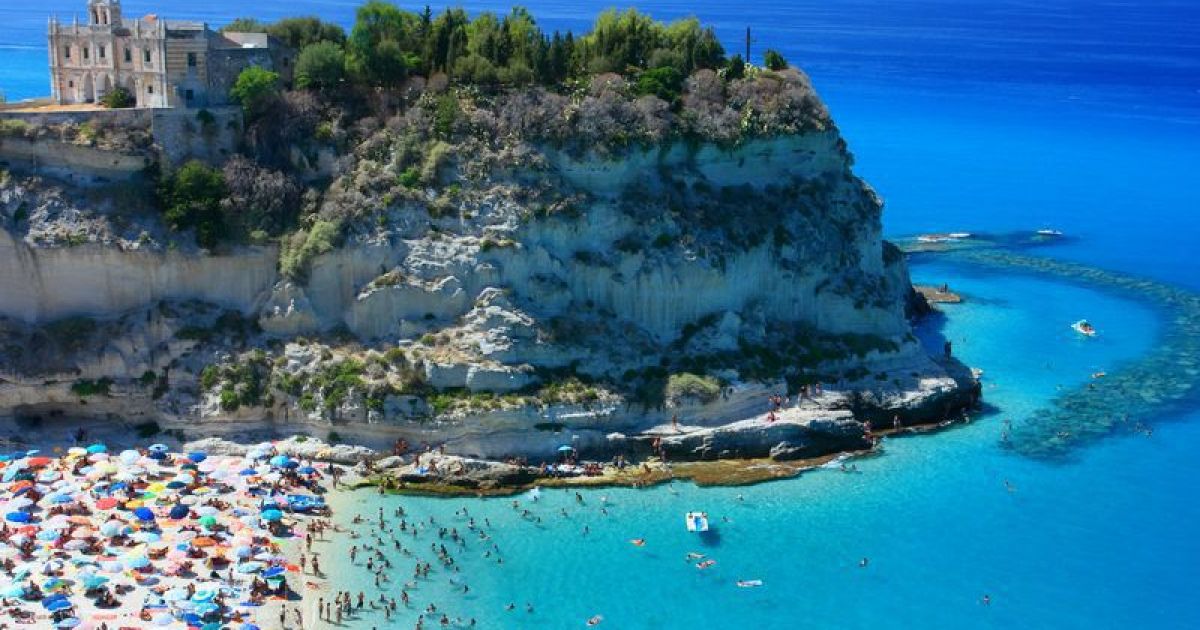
[0,137,151,184]
[0,107,153,129]
[151,106,241,165]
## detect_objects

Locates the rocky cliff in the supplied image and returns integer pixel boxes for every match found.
[0,69,978,464]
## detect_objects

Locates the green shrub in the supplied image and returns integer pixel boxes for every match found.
[763,49,788,71]
[199,365,220,390]
[229,66,280,117]
[100,87,135,109]
[635,66,683,102]
[219,388,240,411]
[0,119,30,138]
[280,219,341,280]
[71,378,113,397]
[398,167,420,188]
[295,41,347,90]
[665,372,720,403]
[159,161,227,249]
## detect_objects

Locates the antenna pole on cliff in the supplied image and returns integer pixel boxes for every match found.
[745,27,751,64]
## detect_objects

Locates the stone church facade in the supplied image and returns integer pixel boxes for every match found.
[47,0,292,109]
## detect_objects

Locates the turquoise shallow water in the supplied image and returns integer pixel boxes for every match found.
[2,0,1198,627]
[321,266,1200,629]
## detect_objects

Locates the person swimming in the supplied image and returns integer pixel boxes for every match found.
[630,538,646,547]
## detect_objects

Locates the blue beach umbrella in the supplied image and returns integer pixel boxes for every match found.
[187,452,207,463]
[56,619,81,629]
[557,445,574,452]
[148,444,169,453]
[82,575,109,590]
[85,444,107,454]
[239,468,257,476]
[44,598,73,613]
[298,466,316,475]
[261,509,283,522]
[262,566,284,578]
[134,507,155,522]
[169,504,190,520]
[148,451,167,460]
[1,584,25,598]
[191,589,217,602]
[268,455,290,467]
[5,511,30,523]
[162,588,188,602]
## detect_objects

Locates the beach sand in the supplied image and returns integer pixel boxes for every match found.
[0,441,331,630]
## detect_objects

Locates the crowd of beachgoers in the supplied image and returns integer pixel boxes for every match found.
[0,439,331,629]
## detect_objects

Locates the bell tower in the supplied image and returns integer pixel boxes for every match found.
[87,0,121,27]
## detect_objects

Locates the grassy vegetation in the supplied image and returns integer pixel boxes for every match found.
[665,372,721,403]
[201,351,272,412]
[280,219,341,280]
[70,378,113,397]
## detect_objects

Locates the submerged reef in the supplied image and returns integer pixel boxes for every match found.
[904,233,1200,459]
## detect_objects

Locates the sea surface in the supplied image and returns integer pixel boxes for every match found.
[2,1,1199,627]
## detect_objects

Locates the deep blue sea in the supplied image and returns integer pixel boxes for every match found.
[3,1,1199,628]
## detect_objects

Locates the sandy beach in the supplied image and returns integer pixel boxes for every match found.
[0,439,332,630]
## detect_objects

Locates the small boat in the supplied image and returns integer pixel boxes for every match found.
[1072,319,1096,337]
[917,232,970,243]
[1037,228,1064,237]
[736,580,763,588]
[685,511,709,532]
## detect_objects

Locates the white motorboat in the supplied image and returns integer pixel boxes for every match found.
[685,511,709,532]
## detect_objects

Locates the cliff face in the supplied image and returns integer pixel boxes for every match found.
[269,133,909,352]
[0,77,978,461]
[0,229,277,322]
